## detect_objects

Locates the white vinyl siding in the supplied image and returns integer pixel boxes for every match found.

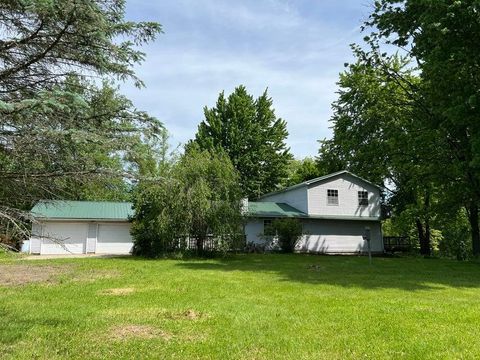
[259,185,308,213]
[244,220,264,244]
[307,173,380,217]
[28,221,133,255]
[96,223,133,254]
[296,219,383,253]
[244,218,383,253]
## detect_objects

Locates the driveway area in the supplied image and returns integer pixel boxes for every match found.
[24,254,131,260]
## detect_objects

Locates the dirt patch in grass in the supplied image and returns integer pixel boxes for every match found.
[0,264,70,286]
[110,325,172,341]
[181,309,202,320]
[99,287,135,296]
[165,309,206,321]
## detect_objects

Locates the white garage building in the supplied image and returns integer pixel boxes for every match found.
[245,170,384,254]
[29,201,134,255]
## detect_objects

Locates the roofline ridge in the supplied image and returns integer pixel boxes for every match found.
[256,170,382,200]
[36,199,133,204]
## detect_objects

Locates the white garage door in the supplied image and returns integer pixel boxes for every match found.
[41,222,88,255]
[96,223,133,254]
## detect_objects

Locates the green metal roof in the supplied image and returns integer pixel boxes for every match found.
[248,202,307,218]
[31,200,134,221]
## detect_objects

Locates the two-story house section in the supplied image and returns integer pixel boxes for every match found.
[245,170,384,254]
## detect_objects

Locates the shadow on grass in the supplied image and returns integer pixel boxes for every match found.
[27,253,480,291]
[170,253,480,291]
[0,308,70,348]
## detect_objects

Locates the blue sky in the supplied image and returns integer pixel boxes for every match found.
[122,1,373,158]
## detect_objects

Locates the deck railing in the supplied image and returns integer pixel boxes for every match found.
[383,236,411,253]
[165,234,246,253]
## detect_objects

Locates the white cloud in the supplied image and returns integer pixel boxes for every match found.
[122,0,366,157]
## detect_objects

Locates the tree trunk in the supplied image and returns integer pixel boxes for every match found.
[196,236,204,255]
[468,202,480,257]
[416,218,430,256]
[423,191,431,257]
[416,192,431,257]
[424,218,431,256]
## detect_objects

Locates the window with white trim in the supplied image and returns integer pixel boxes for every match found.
[327,189,339,205]
[358,191,369,206]
[263,219,275,235]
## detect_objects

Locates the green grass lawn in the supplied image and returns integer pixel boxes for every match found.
[1,253,480,359]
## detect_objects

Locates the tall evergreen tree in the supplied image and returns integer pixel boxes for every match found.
[0,1,162,238]
[189,86,292,198]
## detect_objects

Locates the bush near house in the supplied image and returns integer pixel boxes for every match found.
[271,218,303,253]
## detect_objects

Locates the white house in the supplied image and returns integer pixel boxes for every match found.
[26,170,382,256]
[245,170,384,254]
[28,201,134,255]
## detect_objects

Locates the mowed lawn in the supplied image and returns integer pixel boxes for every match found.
[1,254,480,359]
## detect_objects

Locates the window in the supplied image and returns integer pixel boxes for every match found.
[263,219,275,236]
[358,191,369,206]
[327,189,339,205]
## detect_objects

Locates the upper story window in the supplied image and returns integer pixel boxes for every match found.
[358,191,369,206]
[327,189,339,205]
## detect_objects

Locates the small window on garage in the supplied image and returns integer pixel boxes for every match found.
[327,189,339,205]
[263,219,275,235]
[358,191,369,206]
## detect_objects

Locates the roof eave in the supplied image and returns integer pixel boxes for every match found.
[247,213,381,221]
[256,183,307,200]
[34,217,131,222]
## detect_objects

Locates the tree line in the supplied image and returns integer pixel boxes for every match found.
[1,0,479,259]
[318,0,480,259]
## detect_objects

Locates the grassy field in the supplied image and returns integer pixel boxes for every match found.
[1,253,480,359]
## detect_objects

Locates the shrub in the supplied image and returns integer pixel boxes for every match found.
[271,218,303,253]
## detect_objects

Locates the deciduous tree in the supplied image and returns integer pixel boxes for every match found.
[317,54,437,255]
[131,148,244,257]
[365,0,480,256]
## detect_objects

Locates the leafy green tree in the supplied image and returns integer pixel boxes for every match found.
[317,54,438,255]
[0,1,162,236]
[365,0,480,256]
[188,85,292,198]
[283,158,321,187]
[131,148,244,257]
